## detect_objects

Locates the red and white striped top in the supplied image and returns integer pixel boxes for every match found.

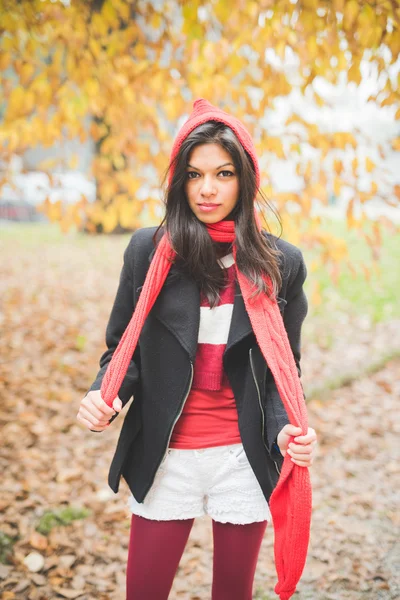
[169,252,242,449]
[192,252,236,391]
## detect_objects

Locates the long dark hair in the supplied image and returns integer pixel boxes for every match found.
[154,121,283,308]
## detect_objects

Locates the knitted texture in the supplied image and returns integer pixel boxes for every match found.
[100,99,312,600]
[168,98,261,189]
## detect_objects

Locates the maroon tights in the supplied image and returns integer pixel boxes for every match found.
[126,514,267,599]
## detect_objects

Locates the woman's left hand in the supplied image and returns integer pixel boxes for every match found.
[277,424,317,468]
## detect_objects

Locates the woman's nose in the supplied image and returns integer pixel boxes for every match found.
[200,177,216,196]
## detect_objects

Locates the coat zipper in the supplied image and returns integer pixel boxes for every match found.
[249,348,281,476]
[143,361,194,498]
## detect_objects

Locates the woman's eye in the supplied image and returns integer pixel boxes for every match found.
[186,170,235,179]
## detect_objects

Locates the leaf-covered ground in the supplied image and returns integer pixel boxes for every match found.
[0,228,399,599]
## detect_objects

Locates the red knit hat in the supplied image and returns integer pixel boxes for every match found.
[100,98,312,600]
[168,98,261,190]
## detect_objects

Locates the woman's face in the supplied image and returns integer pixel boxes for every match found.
[184,143,240,224]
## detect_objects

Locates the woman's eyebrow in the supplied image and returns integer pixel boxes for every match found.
[187,162,235,171]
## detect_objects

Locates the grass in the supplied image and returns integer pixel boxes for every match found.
[0,531,17,564]
[36,505,91,535]
[301,217,400,325]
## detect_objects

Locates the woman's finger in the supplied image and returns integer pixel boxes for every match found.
[80,399,108,422]
[288,444,312,454]
[294,434,317,444]
[77,413,108,431]
[81,398,110,421]
[78,406,111,428]
[90,394,116,417]
[294,428,317,444]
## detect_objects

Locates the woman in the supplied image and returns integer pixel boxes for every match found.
[77,98,317,600]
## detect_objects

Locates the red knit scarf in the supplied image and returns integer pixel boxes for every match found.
[100,218,312,600]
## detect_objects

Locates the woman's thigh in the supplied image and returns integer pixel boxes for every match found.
[211,519,268,600]
[126,514,194,600]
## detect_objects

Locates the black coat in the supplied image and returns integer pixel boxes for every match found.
[87,226,308,504]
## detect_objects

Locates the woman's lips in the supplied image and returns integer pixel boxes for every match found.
[197,203,220,212]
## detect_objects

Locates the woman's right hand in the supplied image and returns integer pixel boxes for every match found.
[76,390,122,432]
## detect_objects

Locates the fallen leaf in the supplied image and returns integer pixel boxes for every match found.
[52,587,85,599]
[29,530,48,551]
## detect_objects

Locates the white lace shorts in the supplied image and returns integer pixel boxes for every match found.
[127,443,271,525]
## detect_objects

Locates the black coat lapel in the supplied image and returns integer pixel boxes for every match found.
[147,248,255,360]
[150,261,201,361]
[225,280,253,353]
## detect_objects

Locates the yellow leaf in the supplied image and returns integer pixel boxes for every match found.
[357,5,375,31]
[89,38,102,58]
[229,54,245,76]
[150,13,162,30]
[112,154,125,170]
[337,52,348,71]
[102,1,119,28]
[370,181,378,195]
[365,157,375,172]
[346,197,358,229]
[346,133,357,149]
[332,0,345,11]
[309,182,328,203]
[391,138,400,152]
[213,0,232,22]
[8,85,25,117]
[333,159,343,175]
[91,13,109,36]
[333,132,345,149]
[101,207,119,233]
[311,281,322,307]
[388,31,400,58]
[98,179,118,202]
[307,36,318,57]
[115,0,130,20]
[47,200,63,223]
[84,78,100,97]
[68,154,79,169]
[343,0,359,31]
[314,92,325,107]
[0,51,11,71]
[381,92,398,107]
[119,201,137,229]
[348,63,361,85]
[275,40,286,60]
[24,89,35,114]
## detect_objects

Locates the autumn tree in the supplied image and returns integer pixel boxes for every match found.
[1,0,399,286]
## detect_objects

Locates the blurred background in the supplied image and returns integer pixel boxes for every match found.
[0,1,399,599]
